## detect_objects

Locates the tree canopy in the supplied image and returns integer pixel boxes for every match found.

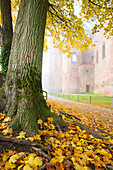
[80,0,113,37]
[1,0,112,59]
[45,0,113,54]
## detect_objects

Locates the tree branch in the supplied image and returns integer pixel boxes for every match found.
[89,0,102,8]
[48,9,75,32]
[48,3,76,30]
[89,0,113,10]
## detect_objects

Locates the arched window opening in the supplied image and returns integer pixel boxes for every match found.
[71,53,77,63]
[92,55,93,63]
[102,42,105,58]
[96,50,98,64]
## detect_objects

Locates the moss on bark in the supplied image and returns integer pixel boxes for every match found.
[7,70,68,136]
[8,97,68,136]
[0,87,6,112]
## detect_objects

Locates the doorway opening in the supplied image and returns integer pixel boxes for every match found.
[86,85,90,92]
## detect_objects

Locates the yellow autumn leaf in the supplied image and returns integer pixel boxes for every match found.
[27,137,34,141]
[96,149,112,159]
[62,115,66,120]
[74,163,84,170]
[34,134,41,140]
[59,132,65,138]
[67,54,71,58]
[25,155,34,167]
[71,141,76,147]
[23,164,33,170]
[16,131,26,139]
[17,164,24,170]
[51,154,65,165]
[49,124,55,129]
[25,155,43,168]
[76,126,80,130]
[47,117,53,122]
[28,153,36,157]
[108,139,113,144]
[2,127,12,135]
[71,157,76,164]
[89,135,94,139]
[87,146,92,150]
[2,154,9,162]
[0,113,6,120]
[50,157,58,165]
[80,139,85,144]
[9,154,21,163]
[54,149,63,156]
[83,166,89,170]
[3,117,11,122]
[37,119,43,124]
[71,157,83,170]
[56,155,65,163]
[87,158,94,162]
[69,130,75,134]
[76,141,82,145]
[34,157,43,167]
[5,163,16,169]
[96,149,107,155]
[76,147,83,151]
[62,143,68,149]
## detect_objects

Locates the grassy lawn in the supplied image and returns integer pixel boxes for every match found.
[50,93,113,109]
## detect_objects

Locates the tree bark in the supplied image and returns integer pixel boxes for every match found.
[5,0,68,136]
[0,88,6,112]
[0,0,13,72]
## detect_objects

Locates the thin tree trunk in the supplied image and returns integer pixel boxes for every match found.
[0,0,13,72]
[5,0,68,136]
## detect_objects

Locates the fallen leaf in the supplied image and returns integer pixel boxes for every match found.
[16,131,26,139]
[23,164,33,170]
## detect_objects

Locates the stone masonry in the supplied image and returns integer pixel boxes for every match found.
[43,30,113,95]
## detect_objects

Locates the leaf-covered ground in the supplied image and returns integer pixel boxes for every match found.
[0,96,113,170]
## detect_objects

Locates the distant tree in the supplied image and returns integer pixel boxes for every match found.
[0,0,13,72]
[0,0,113,136]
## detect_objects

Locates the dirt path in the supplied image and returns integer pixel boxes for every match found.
[48,96,113,137]
[48,95,113,114]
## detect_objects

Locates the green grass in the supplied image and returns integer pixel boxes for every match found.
[50,93,113,109]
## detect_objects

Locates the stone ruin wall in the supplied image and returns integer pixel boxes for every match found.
[62,49,94,94]
[92,30,113,95]
[47,30,113,96]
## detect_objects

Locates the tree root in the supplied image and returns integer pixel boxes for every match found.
[59,110,108,141]
[56,123,63,132]
[72,120,107,140]
[32,147,51,160]
[0,135,51,152]
[59,110,81,121]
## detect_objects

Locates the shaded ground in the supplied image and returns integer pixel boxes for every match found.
[1,95,112,153]
[0,96,113,169]
[0,141,35,153]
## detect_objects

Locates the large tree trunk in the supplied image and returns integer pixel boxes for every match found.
[5,0,67,136]
[0,0,13,72]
